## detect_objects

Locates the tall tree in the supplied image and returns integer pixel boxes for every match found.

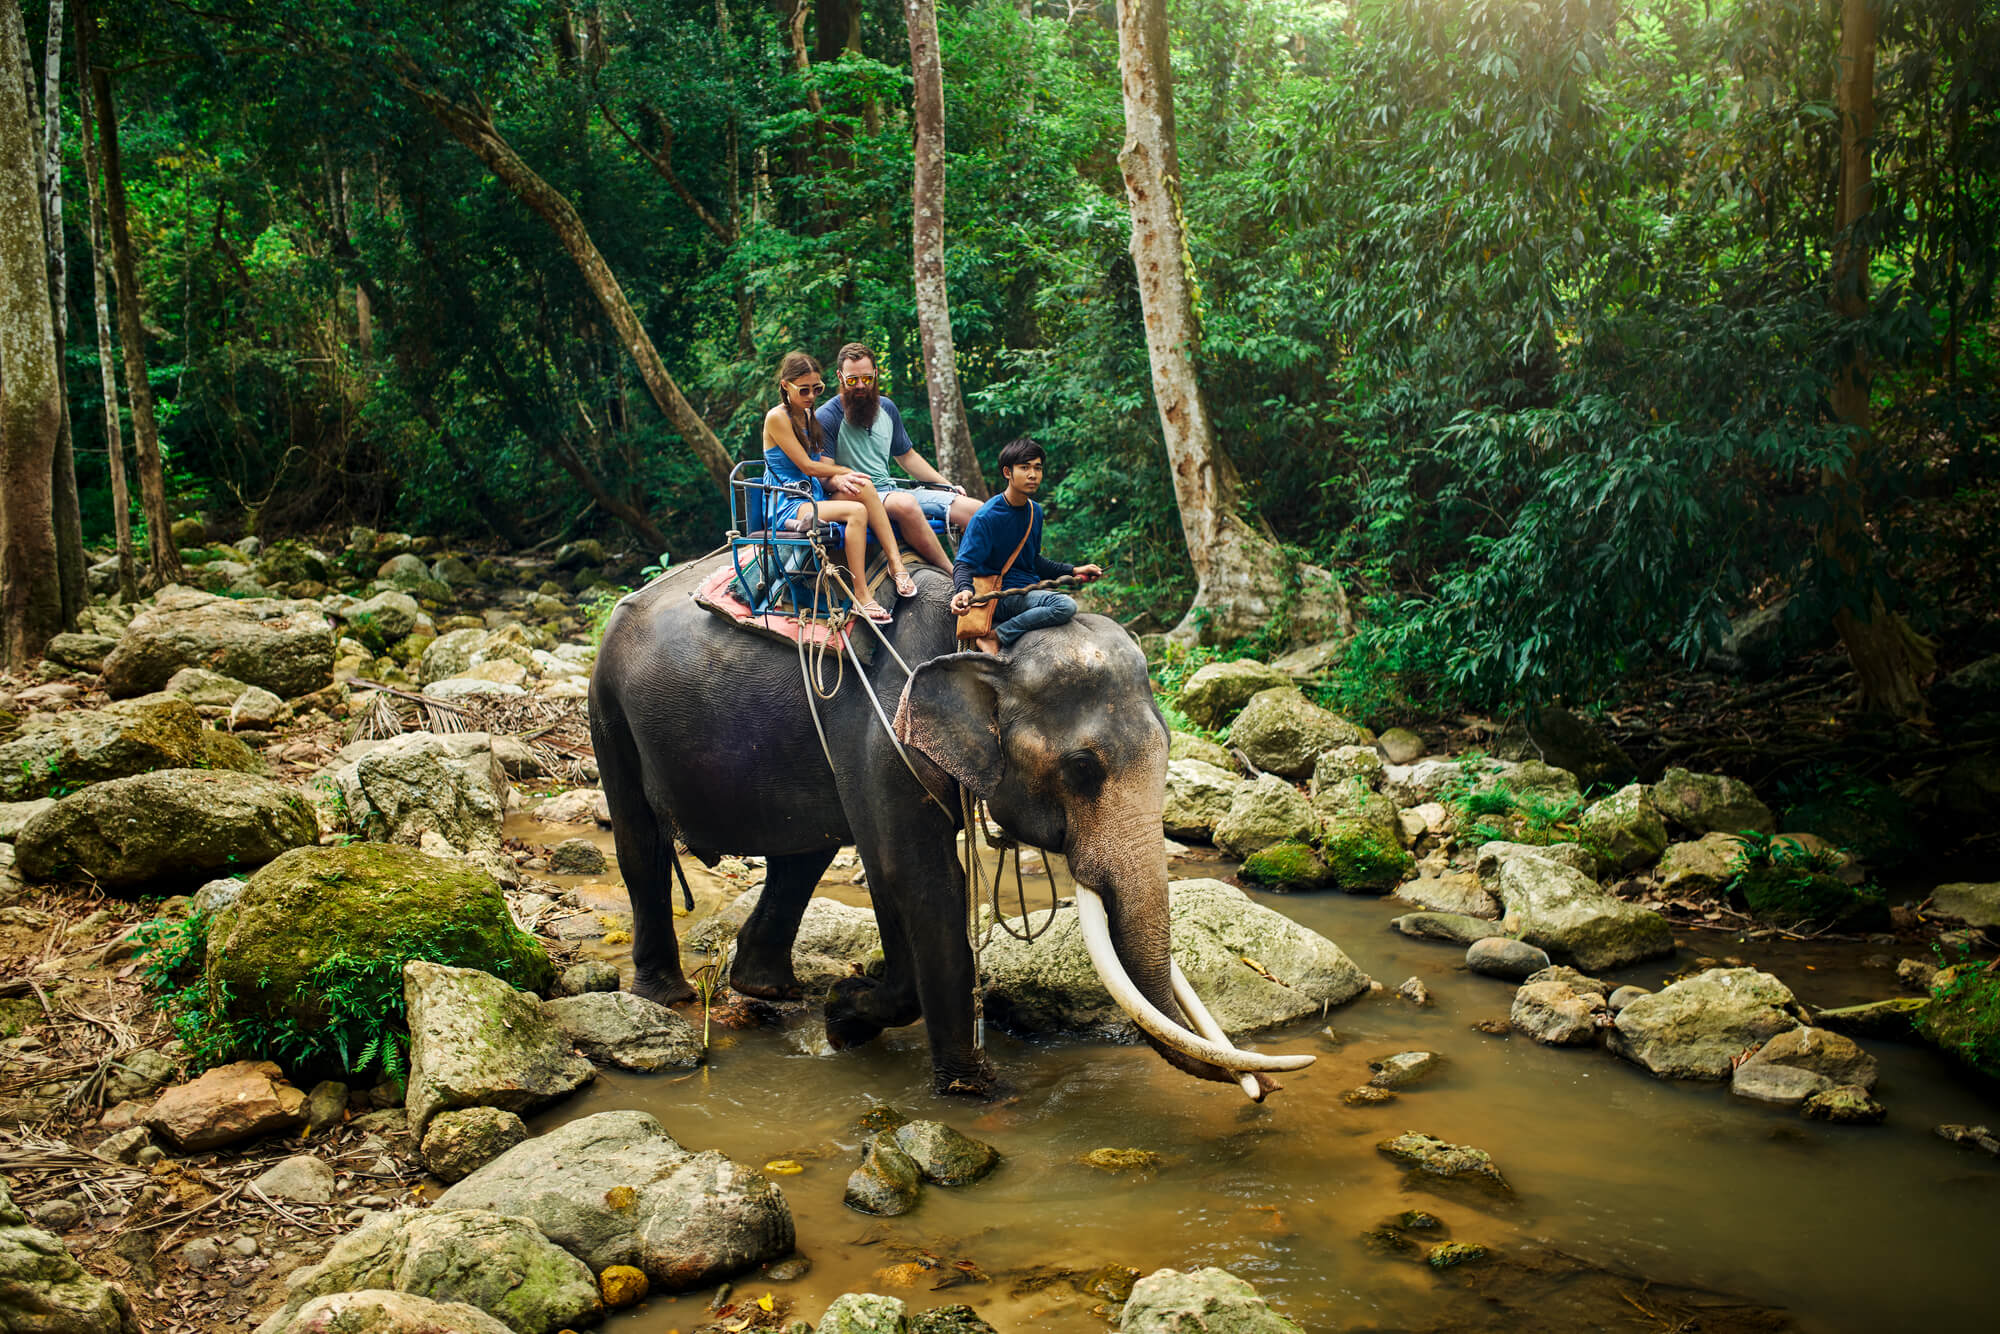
[906,0,985,496]
[88,50,180,585]
[0,0,63,665]
[1114,0,1286,642]
[74,0,132,599]
[1823,0,1933,718]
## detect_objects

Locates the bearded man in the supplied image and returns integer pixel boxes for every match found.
[814,341,981,571]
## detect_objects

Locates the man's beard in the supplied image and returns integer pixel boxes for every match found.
[843,385,880,430]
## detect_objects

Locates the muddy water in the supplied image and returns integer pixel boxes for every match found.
[511,818,2000,1332]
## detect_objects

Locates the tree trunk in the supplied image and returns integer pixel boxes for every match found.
[0,0,63,666]
[1114,0,1284,643]
[407,86,734,490]
[75,3,133,599]
[90,61,180,586]
[30,0,83,626]
[906,0,987,497]
[1823,0,1932,719]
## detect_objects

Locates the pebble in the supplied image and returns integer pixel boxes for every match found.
[1396,977,1434,1006]
[1343,1086,1397,1106]
[228,1236,259,1257]
[1368,1051,1441,1089]
[1464,937,1551,981]
[765,1255,812,1282]
[561,960,621,994]
[1607,985,1650,1012]
[135,1146,165,1167]
[31,1199,84,1232]
[343,1208,373,1226]
[181,1237,221,1271]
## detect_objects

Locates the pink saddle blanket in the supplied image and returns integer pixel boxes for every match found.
[692,564,859,656]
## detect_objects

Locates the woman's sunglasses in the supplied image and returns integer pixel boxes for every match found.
[786,380,826,397]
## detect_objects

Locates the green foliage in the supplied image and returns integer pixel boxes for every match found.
[1920,947,2000,1080]
[1774,766,1919,867]
[1724,832,1879,929]
[1318,823,1414,892]
[583,586,628,648]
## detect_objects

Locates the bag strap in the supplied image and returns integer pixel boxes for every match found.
[997,503,1036,580]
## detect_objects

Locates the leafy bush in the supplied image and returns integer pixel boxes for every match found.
[1724,833,1881,929]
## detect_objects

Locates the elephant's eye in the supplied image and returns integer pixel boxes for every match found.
[1059,749,1106,799]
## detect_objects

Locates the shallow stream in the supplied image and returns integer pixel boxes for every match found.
[510,816,2000,1332]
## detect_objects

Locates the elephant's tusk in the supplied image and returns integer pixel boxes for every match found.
[1072,887,1315,1076]
[1170,962,1272,1101]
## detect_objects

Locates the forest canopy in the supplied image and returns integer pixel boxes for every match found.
[5,0,1996,715]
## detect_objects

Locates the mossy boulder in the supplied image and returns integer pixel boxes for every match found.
[336,591,423,653]
[1229,688,1373,780]
[1651,767,1776,836]
[1918,965,2000,1080]
[1175,659,1290,731]
[254,539,330,587]
[1240,839,1336,890]
[203,844,554,1036]
[1578,783,1669,872]
[1734,867,1882,930]
[16,770,318,888]
[1319,794,1413,893]
[102,586,335,700]
[1163,758,1243,842]
[1168,731,1237,771]
[1212,774,1317,860]
[0,695,256,801]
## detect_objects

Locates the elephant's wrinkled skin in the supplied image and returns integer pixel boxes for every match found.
[589,553,1268,1096]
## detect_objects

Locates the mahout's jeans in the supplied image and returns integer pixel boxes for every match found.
[993,590,1077,647]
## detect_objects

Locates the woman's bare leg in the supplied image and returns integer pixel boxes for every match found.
[814,500,875,593]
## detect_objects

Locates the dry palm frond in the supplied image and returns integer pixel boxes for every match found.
[351,689,407,740]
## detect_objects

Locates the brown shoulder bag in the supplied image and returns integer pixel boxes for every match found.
[955,505,1036,643]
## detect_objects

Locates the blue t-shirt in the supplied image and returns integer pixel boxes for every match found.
[816,396,914,489]
[953,494,1073,594]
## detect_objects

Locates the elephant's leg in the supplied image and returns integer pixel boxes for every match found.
[729,847,838,1000]
[596,712,693,1005]
[824,884,925,1050]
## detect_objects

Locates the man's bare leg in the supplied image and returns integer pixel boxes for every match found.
[886,492,952,570]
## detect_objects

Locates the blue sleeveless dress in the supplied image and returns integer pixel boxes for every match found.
[763,419,828,532]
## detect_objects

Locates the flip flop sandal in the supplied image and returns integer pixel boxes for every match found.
[893,570,918,598]
[856,600,895,624]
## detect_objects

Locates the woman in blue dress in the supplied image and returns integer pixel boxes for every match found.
[762,351,915,623]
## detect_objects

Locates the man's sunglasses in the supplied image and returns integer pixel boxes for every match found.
[787,380,826,396]
[841,372,879,389]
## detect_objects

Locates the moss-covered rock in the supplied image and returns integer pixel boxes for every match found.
[1230,688,1373,780]
[1213,774,1317,860]
[1734,867,1883,930]
[1651,767,1776,836]
[1320,810,1413,893]
[1578,783,1669,873]
[1168,731,1237,771]
[15,770,317,888]
[254,539,329,587]
[102,586,335,700]
[0,695,254,801]
[1918,964,2000,1080]
[1240,839,1335,890]
[204,844,554,1035]
[1174,660,1291,731]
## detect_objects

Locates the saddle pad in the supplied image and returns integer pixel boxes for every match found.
[692,564,873,663]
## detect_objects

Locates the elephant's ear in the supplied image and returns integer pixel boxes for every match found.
[895,652,1011,797]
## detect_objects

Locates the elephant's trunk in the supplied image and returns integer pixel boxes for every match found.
[1067,808,1310,1099]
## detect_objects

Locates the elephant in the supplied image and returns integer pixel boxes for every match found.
[588,551,1312,1099]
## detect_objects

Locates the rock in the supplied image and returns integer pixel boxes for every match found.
[103,1050,176,1105]
[1119,1267,1305,1334]
[1167,732,1237,771]
[1511,979,1607,1047]
[1211,775,1316,859]
[1607,985,1649,1012]
[1466,937,1550,981]
[0,798,56,841]
[1377,727,1425,764]
[253,1208,601,1334]
[0,1177,137,1333]
[1229,688,1371,780]
[1175,660,1290,731]
[28,1199,84,1232]
[544,991,704,1071]
[909,1304,996,1334]
[1578,783,1669,873]
[44,632,118,672]
[1239,839,1334,890]
[1427,1242,1489,1269]
[890,1121,999,1185]
[204,845,552,1045]
[423,678,527,702]
[165,666,255,709]
[1657,833,1744,896]
[102,587,335,700]
[1474,840,1598,883]
[1916,964,2000,1080]
[1392,872,1497,918]
[1375,1133,1509,1192]
[1730,1063,1834,1106]
[1310,744,1385,797]
[1610,968,1803,1079]
[489,735,541,779]
[436,1109,794,1289]
[180,1236,221,1271]
[335,591,423,652]
[1317,794,1413,892]
[818,1294,908,1334]
[1930,882,2000,929]
[146,1059,305,1151]
[1391,912,1505,946]
[552,540,604,570]
[324,730,508,852]
[431,556,477,590]
[15,770,318,888]
[403,962,596,1139]
[981,879,1371,1037]
[1367,1051,1440,1089]
[97,1127,151,1165]
[419,1107,530,1184]
[1800,1085,1886,1124]
[1163,759,1243,842]
[599,1265,648,1309]
[302,1081,348,1137]
[257,1289,516,1334]
[1738,1027,1878,1090]
[1492,856,1673,972]
[377,554,430,589]
[1521,706,1636,789]
[528,789,603,825]
[253,540,330,588]
[1343,1085,1396,1105]
[251,1156,337,1203]
[546,838,606,876]
[230,686,287,730]
[1650,767,1776,836]
[1934,1123,2000,1155]
[0,695,256,802]
[560,961,620,995]
[1396,976,1433,1006]
[1814,997,1929,1041]
[845,1131,923,1216]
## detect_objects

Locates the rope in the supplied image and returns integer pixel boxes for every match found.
[959,787,1064,1051]
[957,572,1092,609]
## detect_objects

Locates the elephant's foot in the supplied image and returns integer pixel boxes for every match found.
[727,958,804,1002]
[933,1055,1000,1100]
[631,972,695,1006]
[824,975,888,1050]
